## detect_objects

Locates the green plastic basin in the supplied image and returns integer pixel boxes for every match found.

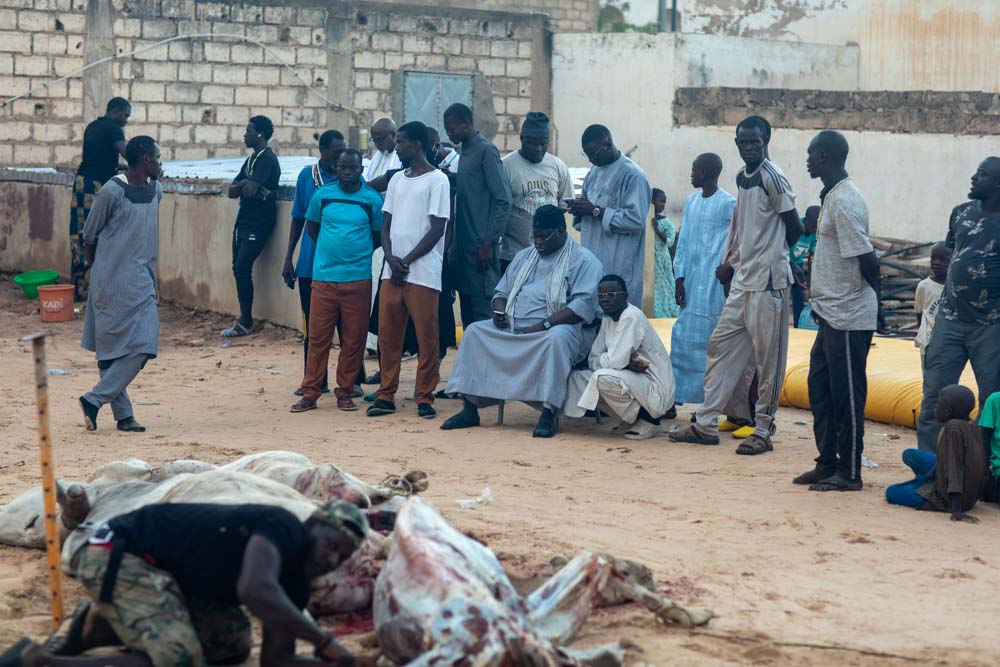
[13,270,60,299]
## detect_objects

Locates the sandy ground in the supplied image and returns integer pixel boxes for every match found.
[0,278,997,666]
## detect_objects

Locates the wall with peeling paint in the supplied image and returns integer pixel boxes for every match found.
[685,0,1000,92]
[552,31,988,244]
[0,178,302,329]
[551,32,857,147]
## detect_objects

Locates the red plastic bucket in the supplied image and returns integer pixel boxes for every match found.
[37,284,75,322]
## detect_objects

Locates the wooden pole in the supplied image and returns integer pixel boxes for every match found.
[23,333,64,629]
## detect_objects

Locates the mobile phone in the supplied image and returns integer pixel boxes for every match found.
[492,310,506,316]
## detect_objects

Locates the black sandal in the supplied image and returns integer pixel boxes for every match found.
[668,425,719,445]
[735,434,773,455]
[116,417,146,433]
[809,474,863,492]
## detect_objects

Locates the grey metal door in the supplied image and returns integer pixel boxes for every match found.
[403,72,473,139]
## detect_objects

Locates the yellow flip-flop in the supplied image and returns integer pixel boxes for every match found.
[731,425,755,439]
[718,419,741,432]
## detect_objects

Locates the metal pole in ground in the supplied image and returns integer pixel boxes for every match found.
[23,332,64,629]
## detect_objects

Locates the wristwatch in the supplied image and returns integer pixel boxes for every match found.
[542,319,552,330]
[592,206,602,219]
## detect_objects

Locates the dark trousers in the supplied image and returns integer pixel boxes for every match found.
[298,277,328,391]
[458,293,493,329]
[807,318,873,481]
[232,227,272,322]
[918,317,1000,452]
[791,285,806,328]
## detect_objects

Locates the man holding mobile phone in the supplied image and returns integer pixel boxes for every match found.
[442,205,603,438]
[568,125,651,309]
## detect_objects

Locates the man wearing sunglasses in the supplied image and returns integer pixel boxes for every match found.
[567,124,651,308]
[442,205,603,438]
[564,275,675,439]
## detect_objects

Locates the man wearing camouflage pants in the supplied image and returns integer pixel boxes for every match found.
[15,502,369,667]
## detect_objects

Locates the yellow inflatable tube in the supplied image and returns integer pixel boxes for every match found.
[454,320,976,429]
[649,319,977,430]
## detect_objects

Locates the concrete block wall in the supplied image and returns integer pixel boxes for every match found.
[343,3,547,152]
[0,0,87,166]
[0,0,555,168]
[0,0,333,165]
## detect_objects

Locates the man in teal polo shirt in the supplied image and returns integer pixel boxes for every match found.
[290,149,384,413]
[282,130,365,396]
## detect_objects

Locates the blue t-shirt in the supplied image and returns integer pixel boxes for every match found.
[304,182,384,283]
[291,164,338,278]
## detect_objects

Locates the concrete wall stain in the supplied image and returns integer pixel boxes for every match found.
[674,87,1000,135]
[26,185,55,242]
[693,0,847,39]
[687,1,1000,91]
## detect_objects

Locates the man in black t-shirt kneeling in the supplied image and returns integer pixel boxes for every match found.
[18,502,368,667]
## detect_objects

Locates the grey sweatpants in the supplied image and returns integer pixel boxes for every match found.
[83,353,149,421]
[696,288,790,438]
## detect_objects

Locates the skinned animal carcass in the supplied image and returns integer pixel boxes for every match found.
[0,451,426,549]
[374,498,712,666]
[0,452,425,617]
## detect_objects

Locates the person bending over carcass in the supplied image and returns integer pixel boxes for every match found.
[14,502,368,667]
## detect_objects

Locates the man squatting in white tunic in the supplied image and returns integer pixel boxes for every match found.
[564,274,676,440]
[442,204,603,438]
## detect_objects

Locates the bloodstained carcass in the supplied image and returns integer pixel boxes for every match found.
[374,498,712,666]
[0,451,426,616]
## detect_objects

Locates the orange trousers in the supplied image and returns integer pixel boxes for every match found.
[376,280,440,405]
[301,279,371,401]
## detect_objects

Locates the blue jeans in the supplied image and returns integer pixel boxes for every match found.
[885,449,936,508]
[917,317,1000,452]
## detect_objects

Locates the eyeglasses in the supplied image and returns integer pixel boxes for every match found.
[581,144,612,160]
[597,291,624,299]
[531,230,559,242]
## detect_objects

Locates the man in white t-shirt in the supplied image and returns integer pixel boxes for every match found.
[367,121,451,420]
[500,112,574,276]
[794,130,881,492]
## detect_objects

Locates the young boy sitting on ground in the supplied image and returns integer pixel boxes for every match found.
[885,384,986,522]
[913,242,952,362]
[978,390,1000,502]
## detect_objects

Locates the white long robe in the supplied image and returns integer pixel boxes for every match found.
[565,304,675,422]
